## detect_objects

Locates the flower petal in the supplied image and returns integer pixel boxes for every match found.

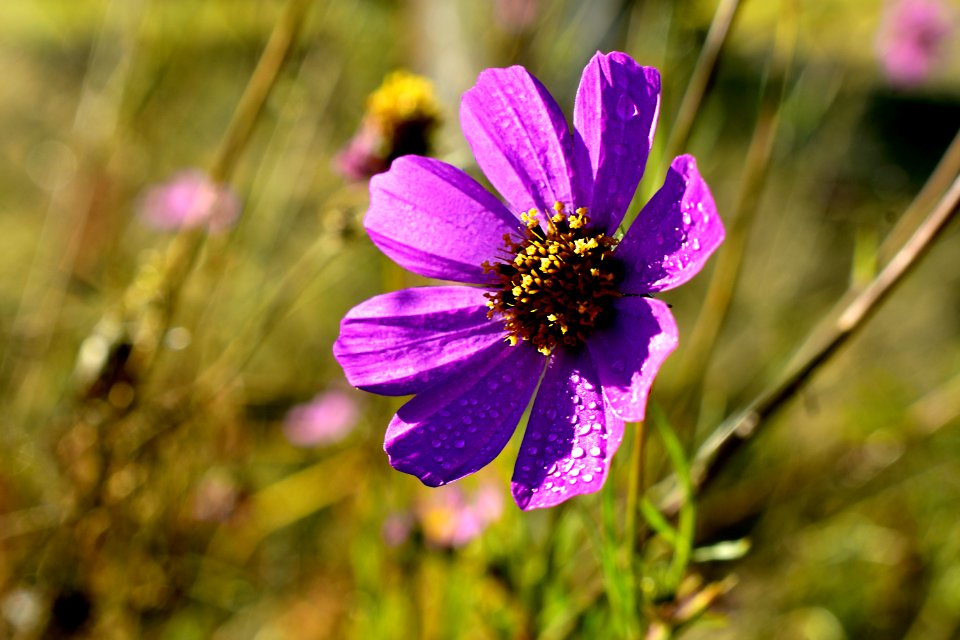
[334,286,508,396]
[587,297,677,422]
[460,66,589,216]
[366,156,521,284]
[617,155,724,293]
[385,343,544,487]
[511,349,625,510]
[574,52,661,235]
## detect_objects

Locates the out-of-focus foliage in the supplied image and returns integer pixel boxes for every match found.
[0,0,958,638]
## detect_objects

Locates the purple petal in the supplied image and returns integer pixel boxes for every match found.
[574,52,661,235]
[587,297,677,422]
[617,155,724,294]
[366,156,521,284]
[334,286,508,396]
[385,343,544,487]
[511,349,625,510]
[460,66,590,216]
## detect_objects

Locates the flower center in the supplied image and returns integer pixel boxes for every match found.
[483,203,621,355]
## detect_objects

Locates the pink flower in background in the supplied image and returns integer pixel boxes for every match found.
[138,169,241,233]
[494,0,540,32]
[877,0,955,87]
[417,482,504,548]
[283,389,360,447]
[381,511,414,547]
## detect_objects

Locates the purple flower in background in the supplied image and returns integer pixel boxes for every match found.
[283,389,360,447]
[334,52,724,510]
[138,169,240,233]
[877,0,955,87]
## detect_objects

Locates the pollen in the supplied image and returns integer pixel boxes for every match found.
[482,203,621,354]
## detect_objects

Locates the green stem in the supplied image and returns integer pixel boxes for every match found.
[664,0,742,159]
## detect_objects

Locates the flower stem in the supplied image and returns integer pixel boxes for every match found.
[664,0,742,159]
[679,172,960,505]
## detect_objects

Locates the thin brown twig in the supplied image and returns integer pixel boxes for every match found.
[658,172,960,511]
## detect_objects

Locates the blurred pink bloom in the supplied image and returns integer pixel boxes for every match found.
[138,169,241,233]
[494,0,540,32]
[283,389,360,447]
[381,511,414,547]
[877,0,955,87]
[191,471,240,523]
[416,482,504,548]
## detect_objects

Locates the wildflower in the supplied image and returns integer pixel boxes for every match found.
[334,52,724,509]
[335,71,442,181]
[494,0,540,32]
[876,0,955,87]
[283,389,360,447]
[138,169,240,233]
[417,482,504,548]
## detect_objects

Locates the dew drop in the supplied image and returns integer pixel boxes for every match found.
[572,395,581,405]
[570,373,580,383]
[502,374,513,383]
[582,381,595,391]
[546,408,557,420]
[577,424,591,436]
[459,398,469,407]
[582,473,594,482]
[571,446,585,458]
[431,439,441,448]
[588,401,597,410]
[487,380,498,390]
[589,446,602,457]
[462,416,472,425]
[569,467,580,477]
[692,238,700,250]
[454,439,465,448]
[490,409,500,418]
[682,211,692,225]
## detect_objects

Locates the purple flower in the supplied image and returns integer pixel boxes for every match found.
[283,389,360,447]
[138,169,240,233]
[334,52,724,510]
[877,0,955,87]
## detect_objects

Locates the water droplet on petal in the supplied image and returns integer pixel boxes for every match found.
[582,473,594,482]
[454,439,465,448]
[431,439,441,448]
[546,408,557,420]
[571,446,585,458]
[589,446,602,457]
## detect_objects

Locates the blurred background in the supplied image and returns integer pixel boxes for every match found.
[0,0,958,638]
